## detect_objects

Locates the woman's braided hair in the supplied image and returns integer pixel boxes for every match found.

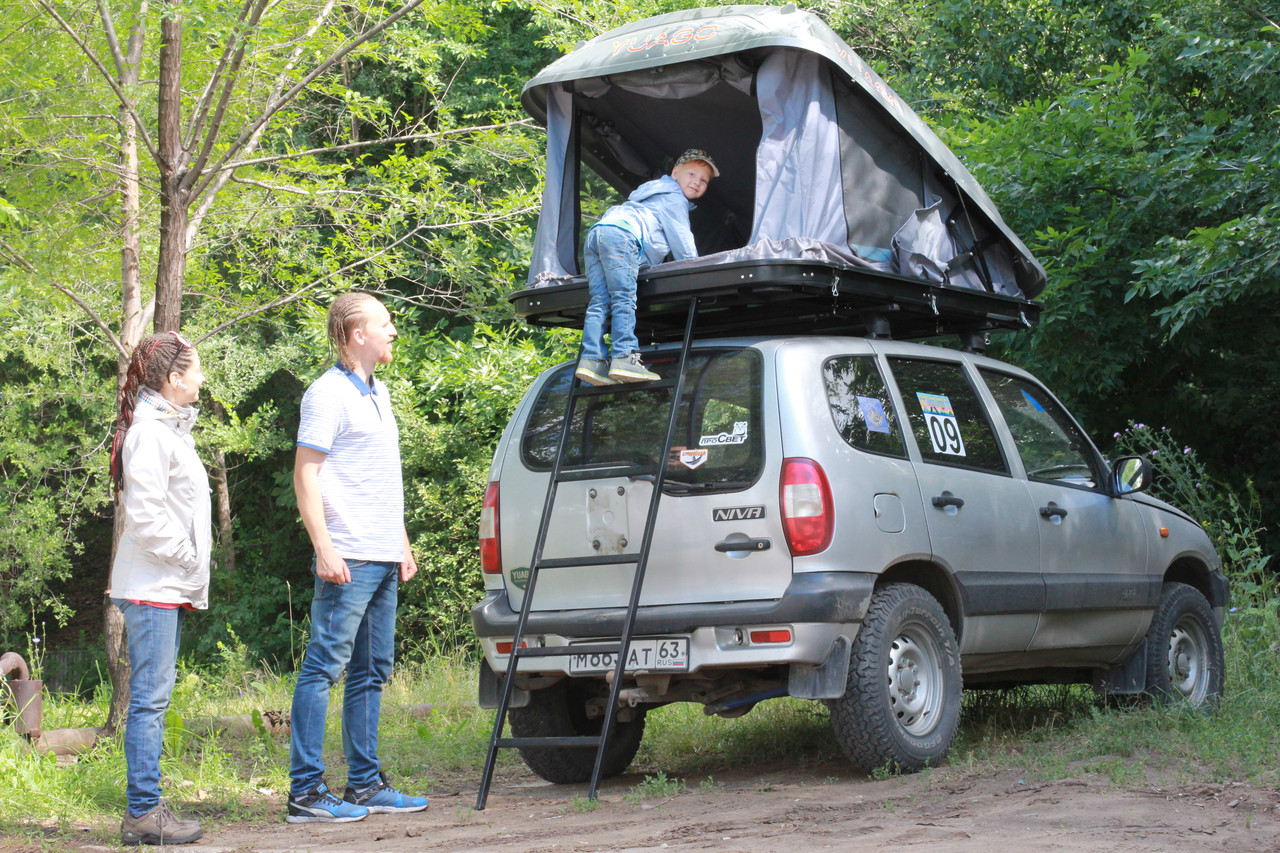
[327,292,379,370]
[109,331,195,495]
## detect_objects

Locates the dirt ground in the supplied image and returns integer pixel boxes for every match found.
[31,762,1280,853]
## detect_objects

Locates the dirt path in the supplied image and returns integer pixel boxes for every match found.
[52,764,1280,853]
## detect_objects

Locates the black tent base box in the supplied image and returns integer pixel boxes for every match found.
[511,259,1041,344]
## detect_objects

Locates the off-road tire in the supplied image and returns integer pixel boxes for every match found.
[1143,582,1224,710]
[830,583,962,773]
[508,677,646,784]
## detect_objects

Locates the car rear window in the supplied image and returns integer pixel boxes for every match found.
[521,348,764,492]
[886,357,1009,474]
[822,355,907,457]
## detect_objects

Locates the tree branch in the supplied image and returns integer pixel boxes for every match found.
[211,119,537,172]
[184,0,271,173]
[0,238,128,357]
[31,0,159,162]
[96,0,125,74]
[192,0,425,201]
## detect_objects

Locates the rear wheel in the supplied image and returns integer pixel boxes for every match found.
[1143,582,1224,710]
[508,678,646,784]
[830,583,962,774]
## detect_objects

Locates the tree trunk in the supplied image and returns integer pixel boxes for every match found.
[154,0,188,333]
[103,0,150,738]
[209,401,237,578]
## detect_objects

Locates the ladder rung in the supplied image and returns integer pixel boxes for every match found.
[498,736,601,749]
[537,554,640,569]
[513,643,620,659]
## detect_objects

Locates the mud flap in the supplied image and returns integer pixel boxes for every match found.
[1095,638,1147,695]
[788,635,852,699]
[478,658,531,709]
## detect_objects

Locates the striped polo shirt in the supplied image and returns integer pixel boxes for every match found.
[297,364,405,562]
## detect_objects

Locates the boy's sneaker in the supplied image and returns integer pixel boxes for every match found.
[343,771,429,814]
[286,782,369,823]
[121,801,203,846]
[608,352,660,383]
[574,358,616,386]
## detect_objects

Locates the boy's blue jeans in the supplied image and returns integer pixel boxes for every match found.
[113,598,185,818]
[289,559,399,798]
[582,225,643,362]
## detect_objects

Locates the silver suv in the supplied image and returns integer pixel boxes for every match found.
[472,335,1227,780]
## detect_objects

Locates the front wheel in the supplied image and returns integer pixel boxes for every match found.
[508,678,646,784]
[1143,582,1225,710]
[830,583,962,773]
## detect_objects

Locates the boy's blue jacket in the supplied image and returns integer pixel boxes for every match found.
[594,175,698,268]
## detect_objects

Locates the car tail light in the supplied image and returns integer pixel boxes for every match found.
[749,629,792,644]
[479,481,501,574]
[780,457,834,556]
[495,640,527,654]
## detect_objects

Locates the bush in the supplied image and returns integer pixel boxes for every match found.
[1111,422,1276,613]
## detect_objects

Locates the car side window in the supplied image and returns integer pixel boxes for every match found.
[886,357,1009,474]
[822,356,907,457]
[979,370,1102,490]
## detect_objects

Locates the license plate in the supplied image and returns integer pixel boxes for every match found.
[568,638,689,674]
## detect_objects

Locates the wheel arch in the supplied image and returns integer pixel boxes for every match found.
[1164,557,1228,609]
[876,559,963,642]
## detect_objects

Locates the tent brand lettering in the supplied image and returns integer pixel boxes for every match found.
[613,24,718,56]
[713,505,765,522]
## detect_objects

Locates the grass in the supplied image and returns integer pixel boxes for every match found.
[2,603,1278,846]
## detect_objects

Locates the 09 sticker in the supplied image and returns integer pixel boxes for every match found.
[916,393,965,456]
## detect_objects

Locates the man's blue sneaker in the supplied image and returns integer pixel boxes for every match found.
[343,771,429,814]
[286,782,369,823]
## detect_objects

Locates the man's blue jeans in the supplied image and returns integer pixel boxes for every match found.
[289,559,399,798]
[113,598,184,818]
[581,225,643,362]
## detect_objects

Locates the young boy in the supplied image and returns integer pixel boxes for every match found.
[575,149,719,385]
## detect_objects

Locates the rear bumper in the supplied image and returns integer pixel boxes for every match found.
[471,570,877,638]
[472,571,876,676]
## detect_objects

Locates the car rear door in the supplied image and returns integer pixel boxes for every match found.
[504,345,792,612]
[882,353,1043,658]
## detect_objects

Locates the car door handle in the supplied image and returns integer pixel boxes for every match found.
[931,492,965,509]
[1039,503,1068,520]
[715,538,772,553]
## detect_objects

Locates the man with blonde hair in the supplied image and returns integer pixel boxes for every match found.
[286,292,429,823]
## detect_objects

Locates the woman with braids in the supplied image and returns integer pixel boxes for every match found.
[107,331,209,847]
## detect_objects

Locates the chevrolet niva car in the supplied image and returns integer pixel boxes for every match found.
[472,335,1228,781]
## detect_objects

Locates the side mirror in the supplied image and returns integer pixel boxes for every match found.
[1111,455,1152,495]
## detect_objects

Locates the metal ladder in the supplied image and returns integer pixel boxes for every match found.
[475,297,700,810]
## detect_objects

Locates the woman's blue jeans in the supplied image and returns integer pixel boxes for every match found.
[289,559,399,798]
[113,598,184,818]
[581,225,642,362]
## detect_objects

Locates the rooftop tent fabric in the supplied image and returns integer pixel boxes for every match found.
[527,85,577,284]
[521,5,1047,297]
[750,50,848,250]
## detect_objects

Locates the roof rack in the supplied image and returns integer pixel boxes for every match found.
[511,258,1040,345]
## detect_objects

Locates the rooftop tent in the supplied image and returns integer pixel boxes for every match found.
[520,4,1047,300]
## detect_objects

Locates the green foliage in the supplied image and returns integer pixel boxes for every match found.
[389,321,575,654]
[0,299,113,643]
[1112,423,1277,612]
[623,771,686,804]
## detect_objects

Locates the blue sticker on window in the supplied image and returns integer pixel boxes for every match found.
[1020,389,1046,412]
[858,396,891,434]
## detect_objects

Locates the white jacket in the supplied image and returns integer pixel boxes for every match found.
[108,393,212,609]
